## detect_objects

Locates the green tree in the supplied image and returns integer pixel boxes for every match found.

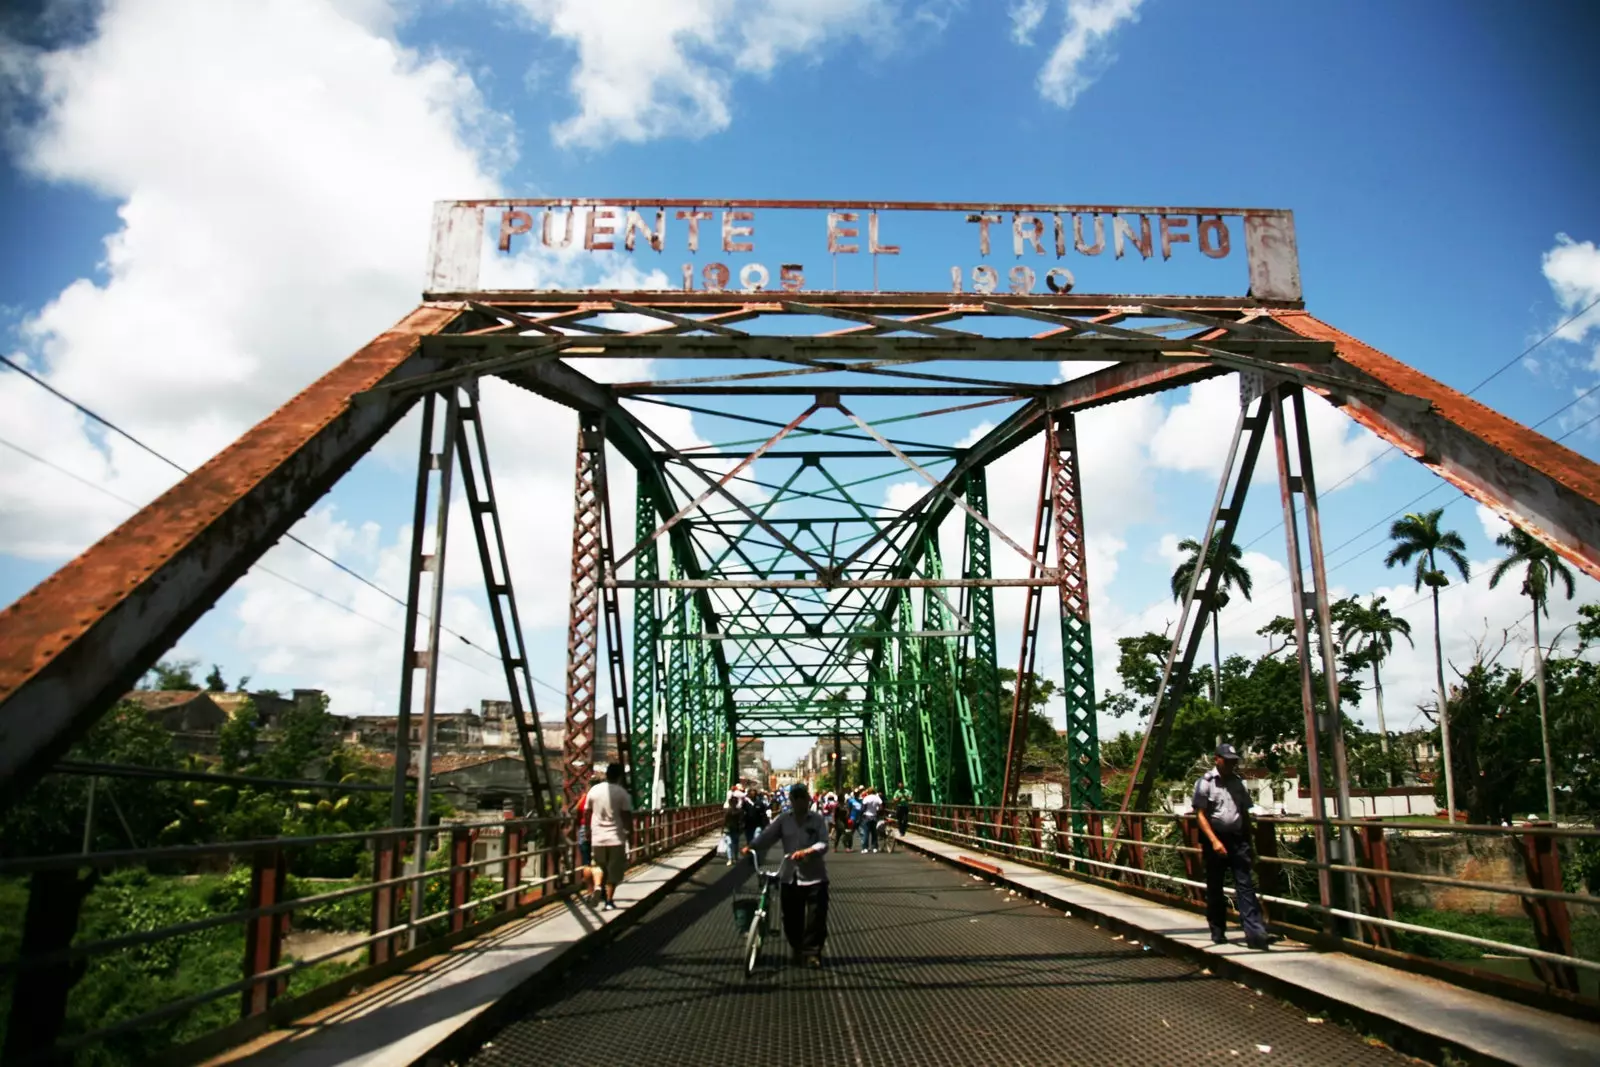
[1385,508,1470,821]
[1170,537,1253,709]
[203,664,227,692]
[259,692,338,782]
[143,659,199,691]
[0,701,183,857]
[1333,595,1414,764]
[1438,660,1546,824]
[1489,525,1576,821]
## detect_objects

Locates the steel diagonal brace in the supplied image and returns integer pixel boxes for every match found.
[780,300,980,339]
[608,300,752,337]
[615,404,819,571]
[985,301,1422,411]
[835,403,1044,571]
[1119,392,1271,822]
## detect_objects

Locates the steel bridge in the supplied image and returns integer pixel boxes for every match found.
[2,199,1600,1062]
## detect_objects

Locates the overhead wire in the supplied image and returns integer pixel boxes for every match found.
[1232,292,1600,552]
[0,356,569,700]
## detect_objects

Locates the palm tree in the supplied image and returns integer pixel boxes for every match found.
[1384,509,1470,822]
[1334,595,1413,759]
[1488,526,1576,822]
[1170,537,1253,708]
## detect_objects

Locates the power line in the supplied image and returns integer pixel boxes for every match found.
[1,350,421,614]
[1233,293,1600,552]
[1224,383,1600,634]
[0,432,509,686]
[0,363,570,701]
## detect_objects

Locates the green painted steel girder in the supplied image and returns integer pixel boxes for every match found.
[961,470,1005,806]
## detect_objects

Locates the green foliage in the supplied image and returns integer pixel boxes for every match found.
[0,701,183,858]
[143,659,199,691]
[1385,509,1471,592]
[1488,526,1576,617]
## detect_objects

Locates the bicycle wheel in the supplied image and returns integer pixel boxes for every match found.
[744,906,763,976]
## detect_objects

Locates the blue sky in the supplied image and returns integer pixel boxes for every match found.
[2,0,1598,766]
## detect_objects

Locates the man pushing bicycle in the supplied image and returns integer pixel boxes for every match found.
[742,782,830,967]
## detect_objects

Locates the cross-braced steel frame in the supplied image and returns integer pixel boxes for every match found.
[7,253,1600,836]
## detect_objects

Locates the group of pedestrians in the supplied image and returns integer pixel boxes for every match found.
[815,782,903,852]
[721,779,780,863]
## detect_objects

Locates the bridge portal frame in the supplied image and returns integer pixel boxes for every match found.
[3,271,1600,837]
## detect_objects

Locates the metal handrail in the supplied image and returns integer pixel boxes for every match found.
[1,803,723,1063]
[908,806,1600,980]
[911,806,1600,912]
[0,812,566,875]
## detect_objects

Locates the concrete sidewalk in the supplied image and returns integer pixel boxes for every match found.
[903,832,1600,1067]
[202,835,717,1067]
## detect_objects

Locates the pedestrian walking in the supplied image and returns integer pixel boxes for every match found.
[1193,743,1270,949]
[574,772,600,865]
[832,790,853,850]
[722,779,748,865]
[892,781,913,835]
[743,783,830,967]
[743,788,768,849]
[586,763,633,911]
[859,786,883,852]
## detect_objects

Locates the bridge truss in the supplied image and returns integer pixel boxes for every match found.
[4,203,1600,829]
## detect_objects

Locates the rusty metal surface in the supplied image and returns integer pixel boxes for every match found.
[1275,313,1600,580]
[0,305,462,797]
[563,420,604,809]
[434,290,1304,310]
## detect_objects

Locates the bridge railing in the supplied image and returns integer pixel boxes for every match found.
[0,801,720,1065]
[906,802,1599,1008]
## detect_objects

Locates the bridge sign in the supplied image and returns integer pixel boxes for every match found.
[425,198,1302,302]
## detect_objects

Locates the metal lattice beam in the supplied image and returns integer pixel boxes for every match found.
[1050,413,1100,825]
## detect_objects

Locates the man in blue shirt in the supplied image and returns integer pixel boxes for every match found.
[1193,743,1269,949]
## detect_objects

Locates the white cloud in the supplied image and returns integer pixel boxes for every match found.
[0,0,554,720]
[1475,504,1512,545]
[1009,0,1047,44]
[1021,0,1144,109]
[1542,233,1600,348]
[1148,376,1392,490]
[502,0,890,147]
[1,0,508,558]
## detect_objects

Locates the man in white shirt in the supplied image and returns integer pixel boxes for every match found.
[586,763,633,911]
[743,783,830,967]
[858,786,884,853]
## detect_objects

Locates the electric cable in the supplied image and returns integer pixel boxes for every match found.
[0,360,570,700]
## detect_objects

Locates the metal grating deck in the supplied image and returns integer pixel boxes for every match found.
[465,850,1415,1066]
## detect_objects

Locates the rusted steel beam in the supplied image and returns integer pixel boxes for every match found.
[437,290,1303,311]
[0,305,463,800]
[1276,313,1600,581]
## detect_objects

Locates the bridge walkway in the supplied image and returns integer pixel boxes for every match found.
[463,847,1411,1067]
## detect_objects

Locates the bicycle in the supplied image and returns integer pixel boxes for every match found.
[738,849,782,978]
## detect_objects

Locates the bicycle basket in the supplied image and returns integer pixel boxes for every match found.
[730,895,759,932]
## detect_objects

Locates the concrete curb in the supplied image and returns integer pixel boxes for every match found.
[417,839,718,1066]
[899,833,1599,1067]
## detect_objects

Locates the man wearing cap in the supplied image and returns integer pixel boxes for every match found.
[743,783,831,967]
[1193,743,1270,949]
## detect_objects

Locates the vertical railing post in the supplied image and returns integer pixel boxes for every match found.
[503,827,524,912]
[1352,820,1394,949]
[1128,816,1148,888]
[1515,824,1579,993]
[1,867,94,1065]
[1177,815,1206,904]
[369,836,399,965]
[448,828,473,933]
[1252,819,1281,928]
[241,847,288,1018]
[1085,813,1104,876]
